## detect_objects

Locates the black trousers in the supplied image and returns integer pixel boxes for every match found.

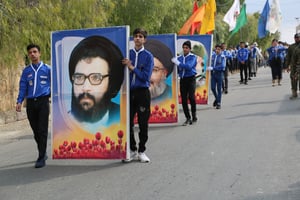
[129,88,151,153]
[239,62,248,82]
[180,76,196,120]
[270,58,282,80]
[26,96,50,159]
[222,65,229,91]
[247,60,251,77]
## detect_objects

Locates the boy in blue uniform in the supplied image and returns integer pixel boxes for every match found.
[267,39,287,86]
[16,44,51,168]
[221,43,232,94]
[208,44,226,109]
[237,41,249,85]
[122,28,154,163]
[172,40,197,126]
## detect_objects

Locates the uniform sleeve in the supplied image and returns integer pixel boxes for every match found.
[16,69,28,103]
[47,65,51,96]
[222,56,226,70]
[237,51,241,61]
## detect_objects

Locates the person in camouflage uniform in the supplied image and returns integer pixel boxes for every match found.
[286,33,300,99]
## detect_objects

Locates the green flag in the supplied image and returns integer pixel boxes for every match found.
[230,3,248,36]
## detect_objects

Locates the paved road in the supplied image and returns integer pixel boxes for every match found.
[0,67,299,200]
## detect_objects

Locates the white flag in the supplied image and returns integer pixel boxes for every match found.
[223,0,240,31]
[266,0,282,34]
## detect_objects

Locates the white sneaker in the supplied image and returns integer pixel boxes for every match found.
[138,152,150,163]
[122,151,137,163]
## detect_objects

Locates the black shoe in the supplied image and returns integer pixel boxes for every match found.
[182,120,188,126]
[216,104,221,109]
[244,82,248,85]
[248,78,252,80]
[182,119,192,126]
[192,117,198,122]
[224,90,228,94]
[239,80,243,84]
[35,154,47,168]
[213,100,217,107]
[35,159,46,168]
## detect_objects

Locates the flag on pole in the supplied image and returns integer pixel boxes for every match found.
[230,3,248,36]
[258,0,270,38]
[190,1,201,35]
[199,0,216,34]
[179,4,206,35]
[223,0,240,31]
[266,0,282,34]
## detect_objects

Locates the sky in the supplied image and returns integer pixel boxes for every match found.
[245,0,300,44]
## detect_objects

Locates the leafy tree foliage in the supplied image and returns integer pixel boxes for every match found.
[0,0,278,67]
[109,0,193,34]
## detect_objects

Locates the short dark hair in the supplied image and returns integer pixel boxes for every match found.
[182,40,192,49]
[68,35,124,98]
[215,44,222,49]
[144,39,174,77]
[27,44,40,52]
[133,28,148,38]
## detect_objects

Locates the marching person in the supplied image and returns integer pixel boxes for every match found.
[249,42,263,77]
[289,35,300,98]
[208,44,226,109]
[221,43,232,94]
[16,44,51,168]
[286,33,300,99]
[122,28,154,163]
[267,39,287,86]
[172,40,197,126]
[237,41,249,85]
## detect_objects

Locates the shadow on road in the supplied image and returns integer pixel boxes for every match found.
[0,161,124,187]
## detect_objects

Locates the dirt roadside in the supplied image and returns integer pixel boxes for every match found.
[0,119,31,143]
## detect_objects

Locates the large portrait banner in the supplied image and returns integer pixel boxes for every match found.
[130,34,179,125]
[51,26,129,159]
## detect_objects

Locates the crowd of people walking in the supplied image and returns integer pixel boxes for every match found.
[208,33,300,109]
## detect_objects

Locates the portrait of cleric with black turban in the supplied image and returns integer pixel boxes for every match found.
[68,35,125,126]
[144,39,174,102]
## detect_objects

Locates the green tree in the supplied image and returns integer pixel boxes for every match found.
[110,0,193,35]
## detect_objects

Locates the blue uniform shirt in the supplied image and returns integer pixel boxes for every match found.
[231,49,237,59]
[267,45,286,61]
[222,49,232,60]
[129,47,154,90]
[212,53,226,71]
[177,53,197,78]
[237,48,249,62]
[17,62,51,103]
